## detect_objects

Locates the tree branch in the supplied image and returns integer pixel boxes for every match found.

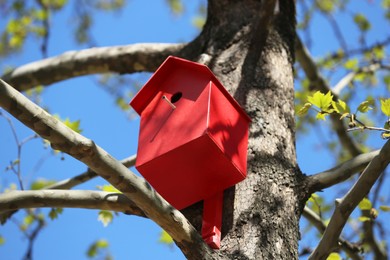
[309,139,390,260]
[332,62,381,95]
[2,43,186,92]
[0,190,146,217]
[295,33,362,157]
[0,79,223,260]
[320,36,390,65]
[0,155,136,224]
[306,150,380,192]
[303,206,362,260]
[46,154,136,190]
[362,209,388,260]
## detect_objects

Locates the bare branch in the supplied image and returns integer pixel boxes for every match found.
[0,190,146,217]
[333,63,381,95]
[303,207,362,260]
[0,79,222,260]
[0,155,136,224]
[46,154,136,190]
[2,43,186,92]
[306,150,380,192]
[295,34,362,157]
[309,139,390,260]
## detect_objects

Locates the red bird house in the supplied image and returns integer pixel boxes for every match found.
[130,56,250,249]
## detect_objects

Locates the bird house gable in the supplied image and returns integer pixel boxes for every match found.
[130,56,250,123]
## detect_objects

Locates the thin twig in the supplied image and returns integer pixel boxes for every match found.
[320,36,390,65]
[23,212,45,260]
[347,126,390,133]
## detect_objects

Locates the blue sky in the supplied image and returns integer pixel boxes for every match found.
[0,0,389,259]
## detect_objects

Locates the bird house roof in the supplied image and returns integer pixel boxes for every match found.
[130,56,250,121]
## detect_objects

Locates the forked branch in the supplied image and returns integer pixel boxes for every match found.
[309,139,390,260]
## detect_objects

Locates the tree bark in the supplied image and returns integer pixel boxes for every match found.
[183,1,307,259]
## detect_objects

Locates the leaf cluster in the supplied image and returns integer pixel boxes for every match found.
[298,91,390,138]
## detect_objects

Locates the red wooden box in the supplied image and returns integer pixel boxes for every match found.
[131,56,250,209]
[130,56,250,248]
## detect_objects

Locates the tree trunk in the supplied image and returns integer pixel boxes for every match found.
[183,1,307,259]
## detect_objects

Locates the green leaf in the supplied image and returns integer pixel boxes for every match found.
[357,100,373,113]
[192,16,206,29]
[63,118,82,133]
[358,216,371,222]
[95,0,124,10]
[166,0,183,15]
[354,72,366,82]
[316,112,327,121]
[24,215,35,227]
[386,10,390,20]
[97,184,121,193]
[382,132,390,139]
[382,0,390,8]
[115,97,130,111]
[344,59,358,70]
[307,193,320,204]
[4,183,17,193]
[333,99,350,114]
[30,178,56,190]
[53,115,82,133]
[380,98,390,116]
[48,208,63,220]
[98,210,113,227]
[297,103,312,116]
[42,0,68,10]
[307,91,334,112]
[384,75,390,87]
[96,239,108,248]
[326,252,341,260]
[354,13,371,31]
[358,198,372,210]
[159,230,174,244]
[12,159,20,165]
[87,239,109,258]
[379,205,390,211]
[0,235,4,245]
[6,20,20,33]
[373,46,385,60]
[317,0,335,13]
[9,35,24,48]
[33,9,49,20]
